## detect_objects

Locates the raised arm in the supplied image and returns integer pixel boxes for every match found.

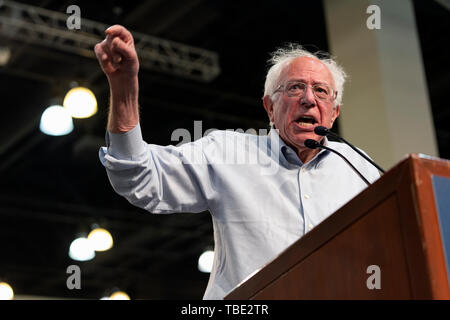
[94,25,140,133]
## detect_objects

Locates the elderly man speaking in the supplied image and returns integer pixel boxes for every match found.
[96,25,380,300]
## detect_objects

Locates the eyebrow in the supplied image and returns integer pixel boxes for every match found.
[286,79,331,86]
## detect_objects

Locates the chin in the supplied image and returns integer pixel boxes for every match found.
[283,127,316,149]
[285,135,307,150]
[294,132,314,142]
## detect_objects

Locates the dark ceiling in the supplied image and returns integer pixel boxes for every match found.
[0,0,448,299]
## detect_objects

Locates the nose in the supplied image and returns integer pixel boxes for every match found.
[299,86,316,108]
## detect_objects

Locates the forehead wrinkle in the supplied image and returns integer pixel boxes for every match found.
[285,78,332,86]
[281,57,335,89]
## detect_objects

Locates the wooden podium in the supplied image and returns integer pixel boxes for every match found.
[225,154,450,299]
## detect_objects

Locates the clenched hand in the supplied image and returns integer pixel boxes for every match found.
[94,24,139,80]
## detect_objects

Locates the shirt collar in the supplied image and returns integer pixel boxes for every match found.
[268,128,330,168]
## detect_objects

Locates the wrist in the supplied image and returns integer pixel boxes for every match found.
[107,76,140,133]
[108,75,139,101]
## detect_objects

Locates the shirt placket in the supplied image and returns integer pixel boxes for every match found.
[299,165,315,234]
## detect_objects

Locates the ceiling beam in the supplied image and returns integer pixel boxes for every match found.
[434,0,450,10]
[0,0,220,82]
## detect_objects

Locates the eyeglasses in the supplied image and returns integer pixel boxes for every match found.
[273,80,337,101]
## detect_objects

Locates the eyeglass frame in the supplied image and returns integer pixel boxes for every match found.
[272,80,337,102]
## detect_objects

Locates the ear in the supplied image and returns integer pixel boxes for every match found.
[263,95,275,123]
[330,104,340,127]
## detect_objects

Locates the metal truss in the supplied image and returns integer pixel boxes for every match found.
[434,0,450,11]
[0,0,221,82]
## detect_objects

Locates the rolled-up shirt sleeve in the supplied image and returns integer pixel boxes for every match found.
[99,123,215,214]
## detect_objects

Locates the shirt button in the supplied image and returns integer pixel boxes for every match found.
[304,194,310,199]
[308,223,314,229]
[301,167,306,172]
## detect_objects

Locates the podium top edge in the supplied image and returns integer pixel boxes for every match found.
[400,153,450,165]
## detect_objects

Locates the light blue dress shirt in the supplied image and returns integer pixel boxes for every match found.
[99,123,380,300]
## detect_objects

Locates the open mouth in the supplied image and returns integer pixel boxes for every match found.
[296,116,317,128]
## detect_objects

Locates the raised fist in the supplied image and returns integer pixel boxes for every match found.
[94,25,139,80]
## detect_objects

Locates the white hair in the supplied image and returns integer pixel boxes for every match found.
[263,44,347,106]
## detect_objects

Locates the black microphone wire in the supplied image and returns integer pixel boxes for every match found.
[305,139,371,186]
[315,126,385,174]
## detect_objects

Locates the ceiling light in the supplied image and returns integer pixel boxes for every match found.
[109,291,130,300]
[0,282,14,300]
[198,250,214,273]
[0,46,11,66]
[63,87,97,119]
[69,237,95,261]
[88,227,113,252]
[39,105,74,136]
